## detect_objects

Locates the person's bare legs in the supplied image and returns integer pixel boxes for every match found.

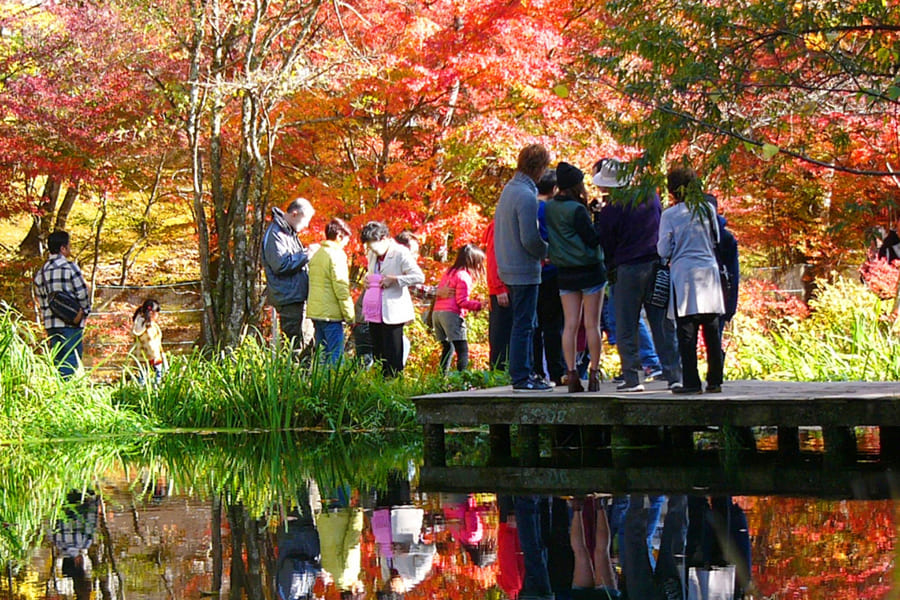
[560,292,584,372]
[583,291,605,372]
[569,497,595,588]
[593,502,618,590]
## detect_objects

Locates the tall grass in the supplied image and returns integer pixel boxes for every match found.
[729,277,900,381]
[0,307,147,441]
[114,335,497,431]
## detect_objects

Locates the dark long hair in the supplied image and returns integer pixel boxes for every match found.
[448,243,486,276]
[133,298,160,322]
[559,180,591,207]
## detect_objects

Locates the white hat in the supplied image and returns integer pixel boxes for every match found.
[591,158,633,188]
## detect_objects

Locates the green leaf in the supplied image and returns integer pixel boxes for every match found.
[761,143,780,160]
[887,86,900,101]
[553,84,569,99]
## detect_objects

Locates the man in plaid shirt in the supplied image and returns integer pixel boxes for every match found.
[33,230,91,377]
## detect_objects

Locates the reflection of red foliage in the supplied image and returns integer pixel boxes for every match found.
[742,496,894,598]
[859,257,900,300]
[738,278,809,330]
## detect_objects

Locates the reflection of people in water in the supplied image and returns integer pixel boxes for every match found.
[622,494,688,600]
[570,496,621,599]
[440,493,497,567]
[687,496,752,599]
[316,485,366,599]
[514,495,574,598]
[372,470,436,595]
[52,490,99,600]
[497,495,525,599]
[276,482,324,600]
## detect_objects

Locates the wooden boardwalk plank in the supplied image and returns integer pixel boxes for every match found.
[413,380,900,427]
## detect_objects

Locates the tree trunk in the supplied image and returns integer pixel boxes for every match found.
[19,176,61,256]
[186,0,216,347]
[54,180,80,232]
[211,495,223,595]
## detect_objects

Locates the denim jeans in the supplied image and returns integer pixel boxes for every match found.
[613,261,680,386]
[514,496,553,599]
[313,320,345,365]
[623,494,687,600]
[507,284,539,386]
[48,326,83,379]
[489,295,513,370]
[604,286,661,370]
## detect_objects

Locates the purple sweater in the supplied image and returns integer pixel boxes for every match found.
[596,191,662,268]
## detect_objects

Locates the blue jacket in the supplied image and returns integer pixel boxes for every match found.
[263,207,310,307]
[717,215,740,321]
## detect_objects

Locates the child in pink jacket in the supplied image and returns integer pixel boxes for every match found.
[432,244,486,372]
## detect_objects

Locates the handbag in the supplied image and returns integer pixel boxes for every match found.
[48,290,85,326]
[422,294,437,330]
[644,261,670,309]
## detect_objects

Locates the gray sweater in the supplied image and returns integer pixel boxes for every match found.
[493,172,548,286]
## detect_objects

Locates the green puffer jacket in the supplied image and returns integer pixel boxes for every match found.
[307,240,355,322]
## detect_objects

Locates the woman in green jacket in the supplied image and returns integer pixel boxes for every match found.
[307,218,355,364]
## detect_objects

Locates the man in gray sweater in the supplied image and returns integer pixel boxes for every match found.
[493,144,551,392]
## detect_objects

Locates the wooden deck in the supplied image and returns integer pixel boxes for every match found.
[413,379,900,471]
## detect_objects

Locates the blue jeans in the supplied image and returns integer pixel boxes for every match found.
[613,261,681,387]
[507,284,539,386]
[514,496,553,599]
[48,326,83,378]
[489,295,513,370]
[623,495,687,600]
[313,320,345,365]
[605,286,662,370]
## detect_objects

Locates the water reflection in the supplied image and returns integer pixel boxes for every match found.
[0,432,896,599]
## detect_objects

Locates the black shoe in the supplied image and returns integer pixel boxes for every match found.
[513,378,553,393]
[672,386,702,395]
[706,384,722,393]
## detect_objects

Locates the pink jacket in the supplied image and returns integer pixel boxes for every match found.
[433,269,483,317]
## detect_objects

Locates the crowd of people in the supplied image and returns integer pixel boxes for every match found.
[31,144,738,393]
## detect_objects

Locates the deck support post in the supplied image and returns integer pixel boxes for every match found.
[777,426,800,459]
[423,424,446,467]
[518,425,540,466]
[488,425,512,465]
[879,426,900,459]
[823,426,857,465]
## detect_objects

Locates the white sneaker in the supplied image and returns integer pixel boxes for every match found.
[668,381,683,391]
[616,382,644,392]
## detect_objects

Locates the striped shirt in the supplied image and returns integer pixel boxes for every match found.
[33,254,91,329]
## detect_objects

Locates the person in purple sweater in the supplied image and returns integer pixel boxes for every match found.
[593,158,681,392]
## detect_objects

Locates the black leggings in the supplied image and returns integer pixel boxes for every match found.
[440,340,469,373]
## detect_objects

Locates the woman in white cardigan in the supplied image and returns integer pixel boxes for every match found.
[361,221,425,377]
[657,167,725,394]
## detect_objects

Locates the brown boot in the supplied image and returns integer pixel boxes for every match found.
[588,369,601,392]
[567,370,584,393]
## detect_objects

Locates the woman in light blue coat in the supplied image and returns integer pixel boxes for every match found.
[657,167,724,394]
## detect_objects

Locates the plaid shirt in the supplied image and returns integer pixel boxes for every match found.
[33,254,91,329]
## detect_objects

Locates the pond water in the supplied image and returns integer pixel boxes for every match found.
[0,430,895,600]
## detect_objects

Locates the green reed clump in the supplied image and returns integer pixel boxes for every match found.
[116,336,427,430]
[0,307,147,441]
[729,276,900,381]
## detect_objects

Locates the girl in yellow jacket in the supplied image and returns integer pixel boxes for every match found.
[131,298,165,384]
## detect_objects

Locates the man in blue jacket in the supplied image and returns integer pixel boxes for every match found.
[263,197,315,351]
[494,144,552,392]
